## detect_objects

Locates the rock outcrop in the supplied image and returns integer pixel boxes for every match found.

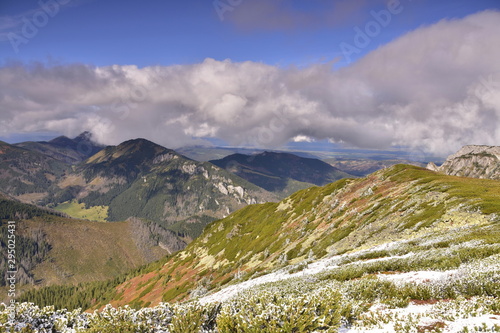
[427,145,500,180]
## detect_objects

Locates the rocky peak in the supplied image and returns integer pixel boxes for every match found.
[427,145,500,180]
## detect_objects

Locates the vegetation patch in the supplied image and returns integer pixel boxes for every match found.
[54,200,108,222]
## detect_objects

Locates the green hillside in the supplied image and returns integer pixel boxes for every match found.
[54,200,108,221]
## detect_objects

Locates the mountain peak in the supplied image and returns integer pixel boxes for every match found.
[73,131,93,142]
[119,137,163,148]
[427,145,500,180]
[47,131,102,148]
[113,138,175,157]
[48,135,73,146]
[83,138,179,175]
[449,145,500,160]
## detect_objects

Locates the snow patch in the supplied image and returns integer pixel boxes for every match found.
[378,270,458,284]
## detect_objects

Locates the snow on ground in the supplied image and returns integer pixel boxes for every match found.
[377,269,458,284]
[198,250,498,331]
[338,303,433,332]
[339,303,500,332]
[198,257,337,304]
[444,314,500,331]
[198,252,412,304]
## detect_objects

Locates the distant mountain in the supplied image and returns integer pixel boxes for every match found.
[15,131,104,164]
[175,145,252,162]
[0,141,68,201]
[48,138,276,239]
[210,151,354,197]
[326,158,426,177]
[427,145,500,180]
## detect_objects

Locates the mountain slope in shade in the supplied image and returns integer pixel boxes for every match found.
[210,151,354,197]
[51,138,276,239]
[0,196,184,298]
[427,145,500,180]
[0,141,68,202]
[15,132,104,165]
[95,164,499,308]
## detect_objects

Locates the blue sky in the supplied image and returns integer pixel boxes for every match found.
[0,0,499,156]
[1,0,498,67]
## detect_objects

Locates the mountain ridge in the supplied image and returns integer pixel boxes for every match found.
[15,131,103,165]
[0,140,68,201]
[1,136,277,252]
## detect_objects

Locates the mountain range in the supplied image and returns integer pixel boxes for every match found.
[2,140,500,330]
[1,134,282,240]
[1,133,357,296]
[2,133,367,242]
[52,138,275,239]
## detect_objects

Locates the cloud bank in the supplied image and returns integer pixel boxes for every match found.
[0,11,499,154]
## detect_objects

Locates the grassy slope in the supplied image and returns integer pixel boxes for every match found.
[103,164,499,308]
[26,216,147,286]
[54,200,108,222]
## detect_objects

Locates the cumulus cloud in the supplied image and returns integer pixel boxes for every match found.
[0,10,499,154]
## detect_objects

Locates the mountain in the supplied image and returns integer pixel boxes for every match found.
[15,131,104,164]
[176,145,322,162]
[427,145,500,180]
[49,138,276,239]
[0,195,183,300]
[210,151,354,197]
[47,163,496,309]
[0,141,68,202]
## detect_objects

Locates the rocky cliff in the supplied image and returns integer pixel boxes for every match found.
[427,145,500,180]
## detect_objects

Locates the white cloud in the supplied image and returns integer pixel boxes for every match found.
[0,11,499,154]
[292,135,314,143]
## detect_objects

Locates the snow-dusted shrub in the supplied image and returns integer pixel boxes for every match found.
[169,302,219,333]
[217,289,342,332]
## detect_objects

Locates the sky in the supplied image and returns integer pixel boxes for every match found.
[0,0,499,156]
